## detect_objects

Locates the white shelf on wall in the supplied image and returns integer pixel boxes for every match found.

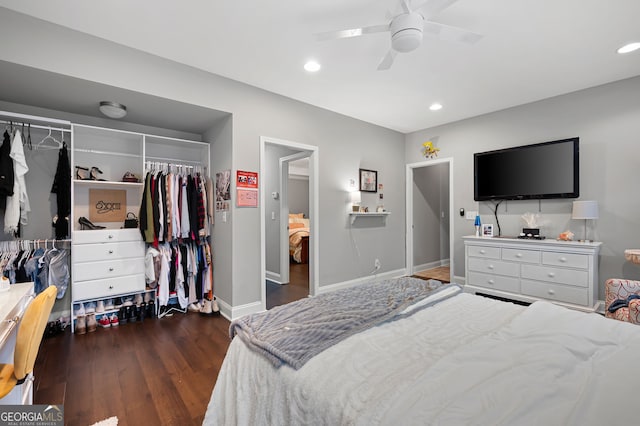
[349,211,390,224]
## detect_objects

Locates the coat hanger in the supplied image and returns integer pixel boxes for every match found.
[36,128,62,150]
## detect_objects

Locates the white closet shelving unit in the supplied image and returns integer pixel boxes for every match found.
[70,125,210,332]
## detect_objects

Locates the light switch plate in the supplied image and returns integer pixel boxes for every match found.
[465,211,477,220]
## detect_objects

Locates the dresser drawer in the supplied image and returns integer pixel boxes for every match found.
[468,272,520,293]
[541,251,588,269]
[72,274,145,301]
[468,257,520,277]
[72,241,144,263]
[467,245,500,259]
[502,248,540,264]
[521,280,588,306]
[521,264,588,288]
[73,228,142,244]
[73,258,144,281]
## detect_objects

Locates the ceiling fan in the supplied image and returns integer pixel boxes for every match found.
[315,0,482,70]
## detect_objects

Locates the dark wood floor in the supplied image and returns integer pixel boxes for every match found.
[34,265,308,425]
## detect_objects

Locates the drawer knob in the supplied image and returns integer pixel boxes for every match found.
[488,279,495,285]
[109,285,114,289]
[108,234,114,239]
[488,264,494,270]
[108,250,114,254]
[559,257,567,262]
[548,272,555,278]
[109,267,114,272]
[547,289,555,295]
[516,253,522,258]
[479,249,486,254]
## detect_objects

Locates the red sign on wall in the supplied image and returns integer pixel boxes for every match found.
[236,170,258,189]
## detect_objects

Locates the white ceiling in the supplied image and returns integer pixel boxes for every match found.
[1,0,640,133]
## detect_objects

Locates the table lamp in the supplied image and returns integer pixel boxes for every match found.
[572,200,599,242]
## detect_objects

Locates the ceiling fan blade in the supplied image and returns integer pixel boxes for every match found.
[423,21,483,44]
[315,24,389,41]
[413,0,460,18]
[400,0,412,13]
[377,50,397,71]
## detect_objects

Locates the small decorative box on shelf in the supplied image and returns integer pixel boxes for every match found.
[625,249,640,265]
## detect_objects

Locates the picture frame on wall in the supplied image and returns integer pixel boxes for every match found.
[482,224,494,237]
[359,168,378,193]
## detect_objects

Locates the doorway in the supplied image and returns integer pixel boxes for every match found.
[406,158,454,283]
[260,137,319,312]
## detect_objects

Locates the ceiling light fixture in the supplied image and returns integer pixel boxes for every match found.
[617,42,640,54]
[429,103,443,111]
[304,61,321,72]
[99,101,127,119]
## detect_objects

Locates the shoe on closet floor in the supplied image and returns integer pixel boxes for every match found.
[188,302,202,313]
[85,301,96,314]
[128,306,137,323]
[96,300,105,313]
[134,293,143,306]
[118,307,128,325]
[122,296,134,307]
[110,314,119,327]
[144,292,152,303]
[86,313,97,333]
[212,296,220,314]
[76,315,87,335]
[98,315,111,328]
[73,303,85,317]
[104,299,115,310]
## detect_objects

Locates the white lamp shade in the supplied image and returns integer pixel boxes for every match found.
[350,191,361,204]
[572,201,599,220]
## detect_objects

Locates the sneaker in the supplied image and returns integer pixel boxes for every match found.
[104,298,115,310]
[188,302,201,313]
[114,297,123,308]
[75,315,87,334]
[86,313,97,332]
[122,296,134,307]
[73,303,85,317]
[96,300,105,313]
[85,301,97,314]
[212,296,220,314]
[98,315,111,328]
[199,299,213,316]
[134,293,143,306]
[144,292,152,303]
[110,314,119,327]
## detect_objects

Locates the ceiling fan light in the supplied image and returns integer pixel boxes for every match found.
[429,103,443,111]
[99,101,127,119]
[617,42,640,54]
[304,61,321,72]
[390,12,424,53]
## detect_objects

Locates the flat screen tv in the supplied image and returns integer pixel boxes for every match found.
[474,137,579,201]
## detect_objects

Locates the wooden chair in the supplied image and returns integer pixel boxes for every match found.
[0,285,57,398]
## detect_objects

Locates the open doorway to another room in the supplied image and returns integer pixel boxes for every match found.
[406,158,454,284]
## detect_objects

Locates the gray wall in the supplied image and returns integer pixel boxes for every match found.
[288,177,309,219]
[406,76,640,299]
[0,10,406,314]
[412,163,450,268]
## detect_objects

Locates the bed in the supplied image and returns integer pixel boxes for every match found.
[289,213,309,264]
[204,277,640,425]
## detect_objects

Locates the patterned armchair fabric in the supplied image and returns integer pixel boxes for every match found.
[605,279,640,324]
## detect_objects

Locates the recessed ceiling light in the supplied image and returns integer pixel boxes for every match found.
[304,60,321,72]
[617,42,640,54]
[429,103,443,111]
[99,101,127,119]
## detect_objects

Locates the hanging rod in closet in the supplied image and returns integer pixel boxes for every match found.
[145,155,204,165]
[74,148,139,158]
[0,120,72,134]
[0,110,72,128]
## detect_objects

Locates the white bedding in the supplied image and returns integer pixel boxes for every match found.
[204,293,640,425]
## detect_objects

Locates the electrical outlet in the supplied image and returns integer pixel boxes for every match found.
[465,211,477,220]
[374,258,381,270]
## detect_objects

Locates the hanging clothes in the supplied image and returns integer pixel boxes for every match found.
[51,142,71,239]
[0,130,14,209]
[5,129,30,236]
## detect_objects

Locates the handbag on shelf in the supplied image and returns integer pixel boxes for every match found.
[124,212,139,229]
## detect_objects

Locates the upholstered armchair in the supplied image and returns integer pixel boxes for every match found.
[605,279,640,324]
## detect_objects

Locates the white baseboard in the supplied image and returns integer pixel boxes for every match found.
[266,271,282,284]
[217,297,264,321]
[316,268,407,294]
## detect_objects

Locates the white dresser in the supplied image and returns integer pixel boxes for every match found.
[463,236,601,312]
[71,229,145,331]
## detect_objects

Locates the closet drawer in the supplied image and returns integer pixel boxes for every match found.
[541,251,588,269]
[502,248,540,264]
[73,258,144,281]
[73,228,142,245]
[73,274,145,301]
[467,246,500,259]
[521,280,588,306]
[72,241,144,263]
[467,257,519,277]
[521,264,588,288]
[467,272,520,294]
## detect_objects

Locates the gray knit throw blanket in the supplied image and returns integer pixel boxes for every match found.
[230,277,458,369]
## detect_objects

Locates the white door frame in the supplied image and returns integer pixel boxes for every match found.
[278,151,311,285]
[406,157,454,282]
[260,136,319,311]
